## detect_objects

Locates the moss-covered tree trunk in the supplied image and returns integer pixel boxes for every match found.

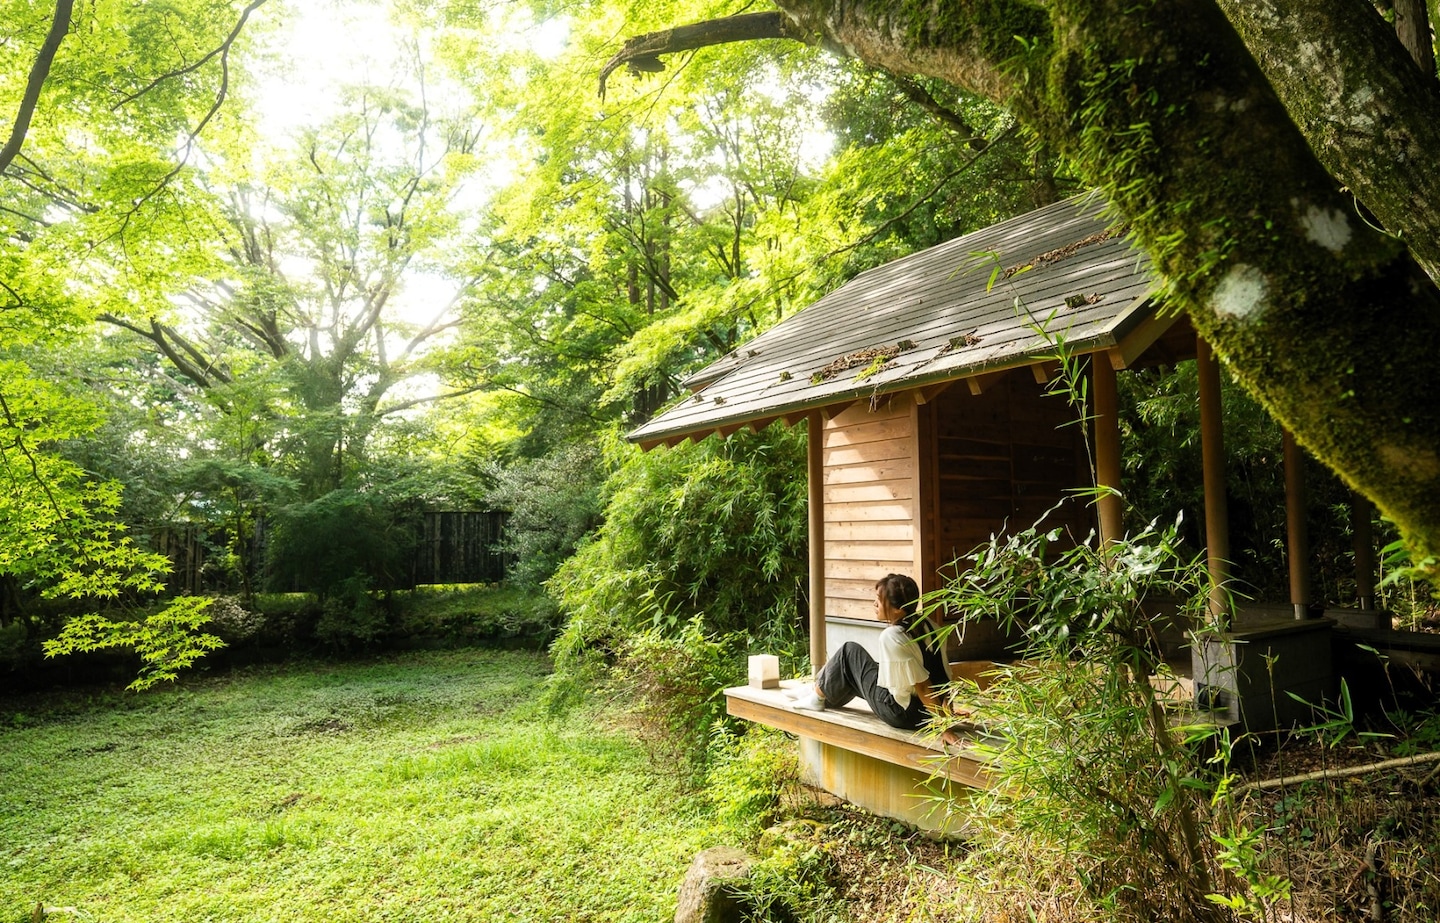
[610,0,1440,554]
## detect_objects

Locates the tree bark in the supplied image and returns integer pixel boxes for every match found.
[1216,0,1440,287]
[1393,0,1436,77]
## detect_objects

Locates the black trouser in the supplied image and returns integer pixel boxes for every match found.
[816,641,925,730]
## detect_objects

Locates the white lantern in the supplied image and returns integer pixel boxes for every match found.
[747,654,780,689]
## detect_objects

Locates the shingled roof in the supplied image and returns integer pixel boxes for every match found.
[629,193,1162,448]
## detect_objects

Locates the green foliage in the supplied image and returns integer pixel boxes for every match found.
[705,724,800,837]
[549,425,808,661]
[41,597,223,691]
[610,619,746,783]
[735,820,842,922]
[483,442,607,589]
[1119,361,1378,607]
[264,490,416,650]
[314,575,391,651]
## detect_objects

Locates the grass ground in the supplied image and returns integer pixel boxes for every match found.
[0,650,717,923]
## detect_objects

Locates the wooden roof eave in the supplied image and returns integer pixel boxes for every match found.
[631,294,1167,452]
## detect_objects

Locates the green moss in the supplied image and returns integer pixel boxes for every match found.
[897,0,1051,72]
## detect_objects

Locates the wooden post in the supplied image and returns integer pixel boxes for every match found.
[1283,428,1312,619]
[1197,337,1231,627]
[807,411,827,671]
[1092,354,1124,547]
[1351,490,1377,611]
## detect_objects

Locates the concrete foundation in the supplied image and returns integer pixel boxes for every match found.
[798,737,971,833]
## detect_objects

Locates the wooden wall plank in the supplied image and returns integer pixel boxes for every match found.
[828,576,885,600]
[824,459,914,484]
[826,540,917,561]
[826,558,916,580]
[823,416,914,447]
[825,522,914,542]
[828,596,882,619]
[826,499,915,522]
[935,457,1011,481]
[823,479,914,503]
[824,437,914,467]
[829,397,908,428]
[939,437,1010,459]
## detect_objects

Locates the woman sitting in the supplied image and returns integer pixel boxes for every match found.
[790,573,960,744]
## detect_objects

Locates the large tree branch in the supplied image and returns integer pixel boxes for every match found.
[599,11,814,97]
[1216,0,1440,288]
[376,385,488,418]
[99,313,231,389]
[881,70,989,149]
[0,0,74,175]
[104,0,267,243]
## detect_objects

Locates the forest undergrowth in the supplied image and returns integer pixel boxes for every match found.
[710,704,1440,923]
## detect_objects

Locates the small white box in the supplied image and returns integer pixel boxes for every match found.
[748,654,780,689]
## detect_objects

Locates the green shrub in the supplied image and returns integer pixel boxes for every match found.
[265,489,417,600]
[735,820,842,923]
[548,424,808,668]
[706,724,799,837]
[314,576,391,650]
[483,443,607,589]
[611,619,746,783]
[932,511,1228,922]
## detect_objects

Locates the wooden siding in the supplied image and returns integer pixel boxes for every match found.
[823,396,920,620]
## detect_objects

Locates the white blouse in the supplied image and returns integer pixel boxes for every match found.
[877,625,930,709]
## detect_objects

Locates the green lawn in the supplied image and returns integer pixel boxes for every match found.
[1,650,718,922]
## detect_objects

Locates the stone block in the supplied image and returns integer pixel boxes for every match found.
[674,846,753,923]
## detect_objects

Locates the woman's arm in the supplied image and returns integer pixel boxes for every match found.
[914,680,972,747]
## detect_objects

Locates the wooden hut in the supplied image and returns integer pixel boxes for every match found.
[627,194,1344,828]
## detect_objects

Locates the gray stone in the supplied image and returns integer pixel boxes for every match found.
[674,846,753,923]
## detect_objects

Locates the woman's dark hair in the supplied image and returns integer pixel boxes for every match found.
[875,573,923,633]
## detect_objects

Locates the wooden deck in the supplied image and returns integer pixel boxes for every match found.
[724,680,996,790]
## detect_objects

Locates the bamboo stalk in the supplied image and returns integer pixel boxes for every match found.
[1235,751,1440,794]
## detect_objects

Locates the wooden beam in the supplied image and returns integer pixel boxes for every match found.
[823,400,859,421]
[1092,357,1124,547]
[914,381,954,405]
[965,370,1008,395]
[1030,360,1060,385]
[1351,490,1376,610]
[1283,428,1312,619]
[910,396,931,593]
[1197,337,1231,627]
[1111,310,1179,369]
[808,411,827,670]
